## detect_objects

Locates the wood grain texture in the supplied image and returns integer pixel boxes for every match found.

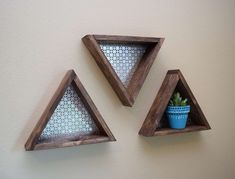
[25,70,116,151]
[139,69,211,137]
[94,35,162,43]
[153,125,208,136]
[34,136,111,150]
[82,34,164,106]
[82,35,132,106]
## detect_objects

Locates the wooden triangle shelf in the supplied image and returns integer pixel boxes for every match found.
[25,70,116,151]
[139,70,211,137]
[82,35,164,107]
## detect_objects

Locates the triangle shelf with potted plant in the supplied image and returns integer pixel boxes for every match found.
[82,35,164,107]
[139,69,211,137]
[25,70,116,151]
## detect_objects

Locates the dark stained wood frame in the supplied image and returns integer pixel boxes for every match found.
[82,35,164,107]
[25,70,116,151]
[139,69,211,137]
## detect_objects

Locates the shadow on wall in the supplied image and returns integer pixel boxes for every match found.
[23,142,112,165]
[137,132,205,153]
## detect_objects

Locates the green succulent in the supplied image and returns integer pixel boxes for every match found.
[169,92,188,106]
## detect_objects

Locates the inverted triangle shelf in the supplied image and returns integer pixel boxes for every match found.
[25,70,116,151]
[139,70,211,137]
[82,35,164,106]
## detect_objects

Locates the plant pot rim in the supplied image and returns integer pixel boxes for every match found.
[167,105,190,108]
[166,105,190,114]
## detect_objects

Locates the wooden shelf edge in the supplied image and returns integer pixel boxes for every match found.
[92,34,164,43]
[139,125,210,137]
[153,125,210,136]
[27,136,115,151]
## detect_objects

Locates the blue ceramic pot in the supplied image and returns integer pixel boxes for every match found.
[166,105,190,129]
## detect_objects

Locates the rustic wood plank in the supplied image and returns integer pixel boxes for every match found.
[138,73,179,136]
[153,125,208,136]
[82,35,132,106]
[25,70,116,151]
[94,34,162,43]
[73,77,116,141]
[177,70,211,129]
[25,70,75,150]
[127,38,164,101]
[34,135,111,150]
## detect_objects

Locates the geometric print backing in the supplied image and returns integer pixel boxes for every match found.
[38,85,99,142]
[99,43,147,88]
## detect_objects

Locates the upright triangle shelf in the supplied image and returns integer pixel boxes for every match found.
[25,70,116,151]
[82,35,164,107]
[139,70,211,137]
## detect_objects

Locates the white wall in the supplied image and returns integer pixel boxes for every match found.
[0,0,235,178]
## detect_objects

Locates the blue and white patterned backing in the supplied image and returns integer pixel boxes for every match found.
[99,43,147,88]
[38,85,99,142]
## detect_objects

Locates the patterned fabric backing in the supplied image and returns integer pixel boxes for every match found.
[38,85,99,142]
[99,43,147,87]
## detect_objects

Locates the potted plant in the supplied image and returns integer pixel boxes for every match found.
[166,92,190,129]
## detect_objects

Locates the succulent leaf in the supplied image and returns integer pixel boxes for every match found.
[169,100,174,106]
[181,99,188,106]
[169,92,188,106]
